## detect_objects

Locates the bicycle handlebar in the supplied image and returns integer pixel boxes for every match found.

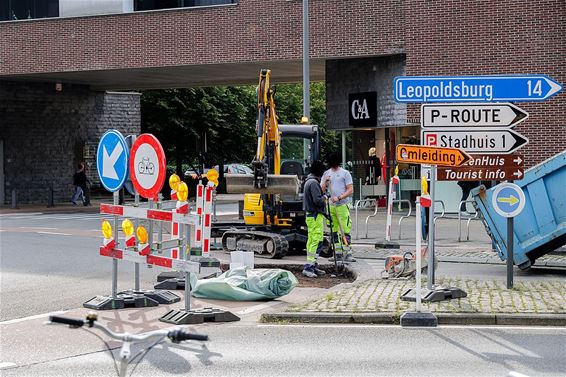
[50,315,85,327]
[49,315,208,343]
[168,329,209,343]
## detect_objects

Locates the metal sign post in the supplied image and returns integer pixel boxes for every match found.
[507,211,514,289]
[491,181,526,289]
[427,166,436,289]
[415,197,422,312]
[111,191,119,299]
[134,192,140,291]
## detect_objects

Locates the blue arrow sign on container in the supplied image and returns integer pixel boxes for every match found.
[394,75,562,103]
[492,182,526,218]
[96,130,129,192]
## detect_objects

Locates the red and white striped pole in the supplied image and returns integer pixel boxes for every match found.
[194,182,204,248]
[201,184,214,256]
[385,166,400,242]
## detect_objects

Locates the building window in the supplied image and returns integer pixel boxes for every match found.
[134,0,237,11]
[0,0,59,21]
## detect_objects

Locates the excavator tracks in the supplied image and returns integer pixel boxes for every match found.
[221,230,289,259]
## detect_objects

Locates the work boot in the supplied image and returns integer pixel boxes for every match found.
[314,264,326,276]
[302,265,318,278]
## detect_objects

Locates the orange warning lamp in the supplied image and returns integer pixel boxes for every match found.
[101,220,113,239]
[206,169,219,187]
[300,116,309,124]
[136,226,148,244]
[177,181,189,202]
[169,173,180,190]
[121,219,134,237]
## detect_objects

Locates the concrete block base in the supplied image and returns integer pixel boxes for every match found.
[400,311,438,327]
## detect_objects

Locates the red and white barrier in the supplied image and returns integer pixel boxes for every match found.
[201,185,213,255]
[99,246,199,273]
[100,203,198,226]
[385,174,400,242]
[193,183,204,247]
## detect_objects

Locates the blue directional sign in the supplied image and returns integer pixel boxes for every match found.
[96,130,129,192]
[492,182,526,218]
[394,75,562,103]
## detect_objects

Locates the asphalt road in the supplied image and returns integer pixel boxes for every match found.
[2,324,565,376]
[0,205,237,321]
[1,209,566,377]
[2,208,565,321]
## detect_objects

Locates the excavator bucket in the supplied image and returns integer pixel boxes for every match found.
[225,174,300,195]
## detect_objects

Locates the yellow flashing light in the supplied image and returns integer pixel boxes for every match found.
[121,219,134,237]
[169,173,180,190]
[421,175,428,195]
[101,220,113,239]
[136,226,148,244]
[300,116,309,124]
[177,181,189,202]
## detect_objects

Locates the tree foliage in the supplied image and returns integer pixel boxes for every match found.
[140,82,341,175]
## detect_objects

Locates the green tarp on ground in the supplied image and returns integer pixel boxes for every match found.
[190,267,298,301]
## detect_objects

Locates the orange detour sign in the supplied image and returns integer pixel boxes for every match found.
[396,144,471,167]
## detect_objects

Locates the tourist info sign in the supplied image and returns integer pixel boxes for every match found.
[396,144,470,167]
[437,154,524,181]
[394,75,562,103]
[421,103,529,128]
[421,129,528,154]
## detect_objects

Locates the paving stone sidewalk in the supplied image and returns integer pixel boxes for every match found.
[352,245,566,268]
[288,277,566,315]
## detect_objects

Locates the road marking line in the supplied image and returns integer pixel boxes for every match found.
[0,362,17,369]
[0,310,67,325]
[508,372,530,377]
[19,227,57,230]
[0,212,43,217]
[258,323,566,331]
[36,231,72,236]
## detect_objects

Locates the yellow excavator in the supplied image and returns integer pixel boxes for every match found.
[221,69,326,258]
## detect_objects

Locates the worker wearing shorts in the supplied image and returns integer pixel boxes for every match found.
[321,152,355,263]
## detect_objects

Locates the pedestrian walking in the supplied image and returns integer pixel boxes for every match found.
[302,160,328,278]
[321,152,355,262]
[71,163,90,206]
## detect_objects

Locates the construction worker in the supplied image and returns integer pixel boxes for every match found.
[321,152,355,263]
[302,160,328,278]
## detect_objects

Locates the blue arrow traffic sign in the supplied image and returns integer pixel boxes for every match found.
[96,130,129,192]
[491,182,526,218]
[394,75,562,103]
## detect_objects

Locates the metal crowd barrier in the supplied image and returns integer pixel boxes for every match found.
[392,199,412,239]
[432,200,446,224]
[458,199,478,241]
[354,199,377,239]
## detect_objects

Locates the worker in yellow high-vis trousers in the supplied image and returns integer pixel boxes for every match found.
[321,152,356,263]
[302,160,328,278]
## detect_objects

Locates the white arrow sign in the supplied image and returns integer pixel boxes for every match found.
[102,142,124,179]
[421,103,528,128]
[422,129,529,154]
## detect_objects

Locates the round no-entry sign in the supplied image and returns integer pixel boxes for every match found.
[129,134,166,199]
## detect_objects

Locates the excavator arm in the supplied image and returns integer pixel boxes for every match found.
[226,70,299,195]
[252,69,281,188]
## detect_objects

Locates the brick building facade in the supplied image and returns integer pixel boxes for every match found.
[0,0,564,204]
